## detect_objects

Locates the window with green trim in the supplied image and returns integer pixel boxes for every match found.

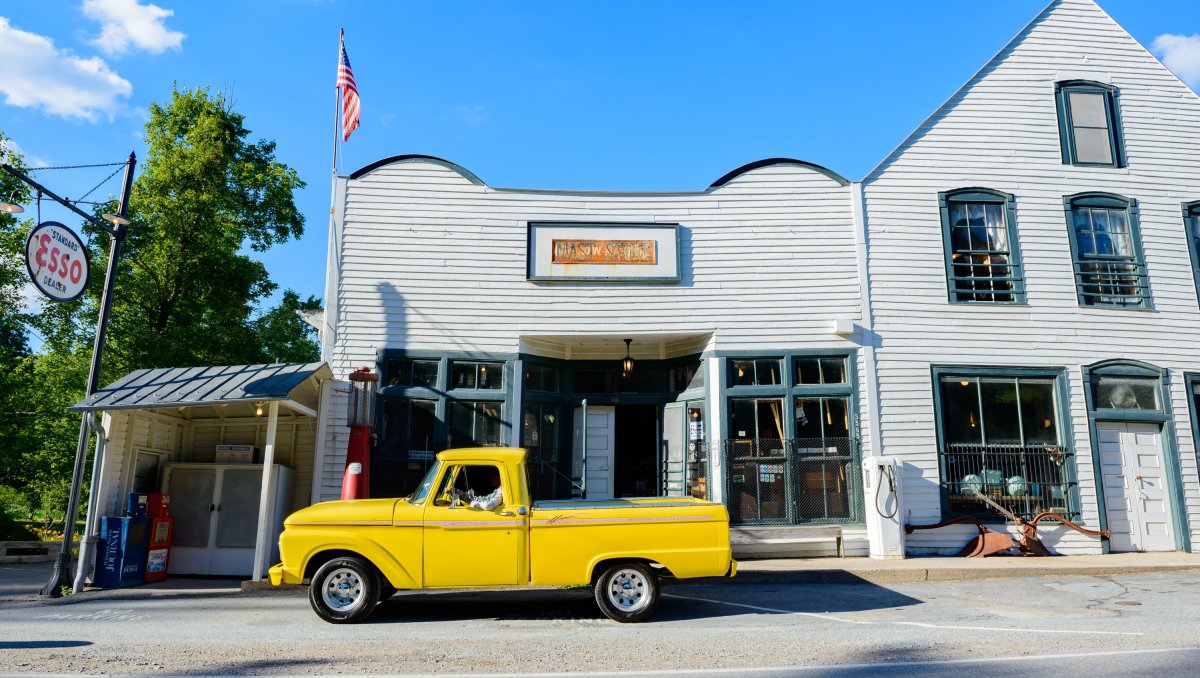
[939,189,1023,303]
[1065,193,1149,308]
[449,400,502,447]
[1055,81,1125,167]
[1183,202,1200,306]
[934,371,1077,521]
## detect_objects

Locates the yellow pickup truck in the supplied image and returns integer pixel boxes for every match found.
[270,447,734,623]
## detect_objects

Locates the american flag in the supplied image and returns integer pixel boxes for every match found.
[337,32,361,142]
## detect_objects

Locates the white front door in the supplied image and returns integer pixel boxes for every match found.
[1098,422,1176,552]
[573,405,615,500]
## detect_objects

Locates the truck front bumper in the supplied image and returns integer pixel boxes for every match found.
[727,560,737,578]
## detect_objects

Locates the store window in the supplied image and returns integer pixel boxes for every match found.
[449,400,502,447]
[524,364,560,393]
[1065,193,1149,308]
[1055,81,1125,167]
[935,371,1077,520]
[938,189,1024,304]
[794,357,847,385]
[451,361,503,390]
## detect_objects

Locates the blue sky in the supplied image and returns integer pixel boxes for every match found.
[4,1,1200,312]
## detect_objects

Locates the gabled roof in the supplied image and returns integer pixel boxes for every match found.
[69,362,330,413]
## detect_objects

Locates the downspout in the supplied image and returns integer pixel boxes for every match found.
[73,411,107,594]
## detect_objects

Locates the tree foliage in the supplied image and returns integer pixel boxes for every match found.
[0,88,319,531]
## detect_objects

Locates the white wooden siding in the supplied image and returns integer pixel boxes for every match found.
[98,410,183,515]
[865,0,1200,552]
[318,162,865,500]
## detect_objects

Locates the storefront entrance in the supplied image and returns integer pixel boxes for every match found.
[571,404,662,499]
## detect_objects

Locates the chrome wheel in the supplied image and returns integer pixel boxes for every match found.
[321,567,365,612]
[606,568,651,613]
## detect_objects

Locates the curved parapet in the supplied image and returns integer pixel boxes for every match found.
[349,154,487,185]
[708,157,850,189]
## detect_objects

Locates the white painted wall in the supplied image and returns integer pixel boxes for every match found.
[864,0,1200,553]
[317,160,867,500]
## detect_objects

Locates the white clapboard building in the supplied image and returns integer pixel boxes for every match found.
[312,0,1200,556]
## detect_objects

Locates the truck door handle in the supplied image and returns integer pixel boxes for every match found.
[498,511,514,517]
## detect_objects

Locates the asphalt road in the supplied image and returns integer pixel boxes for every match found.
[1,571,1199,676]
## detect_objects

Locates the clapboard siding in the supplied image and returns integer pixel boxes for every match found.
[866,0,1200,553]
[98,410,183,516]
[317,161,865,500]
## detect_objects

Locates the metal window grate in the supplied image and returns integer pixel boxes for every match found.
[942,443,1078,521]
[724,438,864,526]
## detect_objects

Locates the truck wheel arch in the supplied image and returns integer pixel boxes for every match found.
[303,547,416,590]
[589,557,673,584]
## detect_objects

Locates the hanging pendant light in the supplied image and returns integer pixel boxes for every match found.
[621,338,634,377]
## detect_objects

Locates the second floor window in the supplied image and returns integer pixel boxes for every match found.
[1184,202,1200,307]
[939,189,1023,304]
[1055,80,1125,167]
[1065,193,1149,308]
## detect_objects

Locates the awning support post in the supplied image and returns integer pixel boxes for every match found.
[252,400,280,582]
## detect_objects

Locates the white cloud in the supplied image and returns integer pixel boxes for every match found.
[455,105,488,127]
[1152,33,1200,90]
[0,17,132,121]
[82,0,185,56]
[0,139,50,168]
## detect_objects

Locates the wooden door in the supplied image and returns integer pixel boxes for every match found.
[1099,422,1175,552]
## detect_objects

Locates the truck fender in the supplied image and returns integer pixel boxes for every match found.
[301,535,419,589]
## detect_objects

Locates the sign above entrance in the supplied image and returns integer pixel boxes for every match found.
[528,222,680,283]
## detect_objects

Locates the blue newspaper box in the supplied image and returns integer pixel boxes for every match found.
[94,513,151,589]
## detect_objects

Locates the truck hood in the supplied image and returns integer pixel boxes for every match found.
[283,498,399,526]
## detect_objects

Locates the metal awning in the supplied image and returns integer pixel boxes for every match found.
[69,362,331,414]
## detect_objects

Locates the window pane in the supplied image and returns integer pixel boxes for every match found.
[795,358,820,385]
[1017,382,1058,445]
[410,400,437,452]
[413,360,438,388]
[756,359,782,385]
[756,399,785,443]
[940,378,981,445]
[1068,91,1109,127]
[980,380,1021,444]
[824,398,850,437]
[380,399,410,451]
[730,399,757,438]
[478,402,502,444]
[967,203,986,250]
[820,357,847,384]
[1073,127,1114,164]
[386,360,412,387]
[985,204,1007,250]
[794,399,821,438]
[452,363,477,389]
[731,360,755,386]
[477,363,502,389]
[950,203,969,228]
[1095,377,1158,410]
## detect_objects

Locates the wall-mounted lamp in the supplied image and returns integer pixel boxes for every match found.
[621,338,634,377]
[254,402,264,417]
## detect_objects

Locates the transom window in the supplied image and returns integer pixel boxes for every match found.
[730,359,782,386]
[1065,193,1149,308]
[794,357,847,385]
[385,359,439,387]
[939,189,1024,304]
[935,371,1077,521]
[1055,81,1125,167]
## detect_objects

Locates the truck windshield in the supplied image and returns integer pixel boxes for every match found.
[408,461,442,504]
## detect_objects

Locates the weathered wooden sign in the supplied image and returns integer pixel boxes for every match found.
[551,239,657,265]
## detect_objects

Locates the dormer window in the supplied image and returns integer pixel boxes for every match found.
[1055,81,1125,167]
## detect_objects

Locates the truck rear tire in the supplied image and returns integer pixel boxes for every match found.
[309,556,380,624]
[594,562,660,623]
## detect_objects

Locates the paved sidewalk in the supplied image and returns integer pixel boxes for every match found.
[4,552,1199,604]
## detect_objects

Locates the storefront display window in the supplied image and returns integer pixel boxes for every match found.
[450,400,502,447]
[451,361,503,390]
[936,372,1077,520]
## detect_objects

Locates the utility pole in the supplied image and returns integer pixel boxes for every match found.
[0,152,136,597]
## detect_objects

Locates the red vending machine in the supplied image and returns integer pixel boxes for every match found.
[144,493,173,583]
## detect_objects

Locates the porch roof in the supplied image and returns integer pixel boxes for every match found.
[68,362,330,414]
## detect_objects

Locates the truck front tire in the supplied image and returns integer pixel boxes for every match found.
[594,562,660,623]
[309,556,381,624]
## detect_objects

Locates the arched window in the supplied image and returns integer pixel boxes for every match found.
[1063,193,1150,308]
[938,188,1024,304]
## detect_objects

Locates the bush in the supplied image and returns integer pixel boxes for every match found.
[0,512,36,541]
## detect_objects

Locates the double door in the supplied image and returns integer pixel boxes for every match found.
[1098,422,1175,552]
[162,463,293,575]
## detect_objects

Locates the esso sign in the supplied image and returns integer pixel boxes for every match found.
[24,221,90,302]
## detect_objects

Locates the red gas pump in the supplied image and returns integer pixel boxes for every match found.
[341,367,378,500]
[144,493,173,582]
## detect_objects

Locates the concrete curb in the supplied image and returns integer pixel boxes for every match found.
[709,563,1200,585]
